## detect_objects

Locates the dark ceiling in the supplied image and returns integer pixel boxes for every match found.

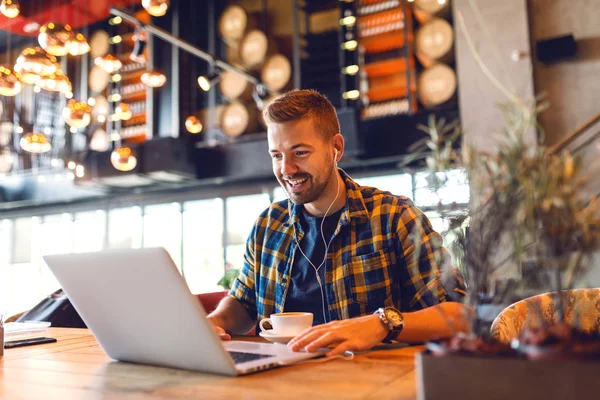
[0,0,140,53]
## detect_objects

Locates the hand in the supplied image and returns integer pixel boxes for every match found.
[207,317,231,340]
[287,314,388,357]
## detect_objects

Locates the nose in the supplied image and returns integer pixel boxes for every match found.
[280,155,297,177]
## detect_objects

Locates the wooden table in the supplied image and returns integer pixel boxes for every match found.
[1,328,421,400]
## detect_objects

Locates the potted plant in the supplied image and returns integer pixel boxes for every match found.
[412,8,600,400]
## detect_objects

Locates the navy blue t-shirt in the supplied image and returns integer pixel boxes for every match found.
[284,207,343,325]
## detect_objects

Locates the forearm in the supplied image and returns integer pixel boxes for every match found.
[397,302,472,343]
[207,295,256,335]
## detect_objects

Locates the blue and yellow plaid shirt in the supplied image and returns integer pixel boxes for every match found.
[230,170,466,323]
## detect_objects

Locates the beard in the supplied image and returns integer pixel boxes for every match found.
[279,160,335,205]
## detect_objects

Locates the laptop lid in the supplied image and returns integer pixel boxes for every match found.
[44,248,321,375]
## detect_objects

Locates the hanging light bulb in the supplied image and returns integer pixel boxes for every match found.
[20,132,52,153]
[115,103,132,120]
[141,70,167,88]
[110,146,137,171]
[0,0,19,18]
[185,116,202,134]
[62,100,92,128]
[0,148,13,173]
[94,54,122,74]
[142,0,170,17]
[38,69,71,93]
[14,47,59,84]
[38,22,75,57]
[0,65,22,96]
[68,33,91,56]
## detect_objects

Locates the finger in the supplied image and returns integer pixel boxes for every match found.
[213,327,231,341]
[304,331,345,352]
[288,326,327,349]
[326,341,354,357]
[289,329,333,351]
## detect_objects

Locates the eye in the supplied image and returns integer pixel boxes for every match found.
[271,153,282,160]
[295,151,308,156]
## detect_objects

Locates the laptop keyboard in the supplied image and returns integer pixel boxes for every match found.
[228,351,275,364]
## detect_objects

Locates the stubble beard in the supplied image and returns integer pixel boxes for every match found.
[281,161,335,205]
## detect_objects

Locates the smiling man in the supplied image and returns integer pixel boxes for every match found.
[208,89,469,356]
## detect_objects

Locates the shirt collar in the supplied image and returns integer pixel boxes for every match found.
[284,169,370,227]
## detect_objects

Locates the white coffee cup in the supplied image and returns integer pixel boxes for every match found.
[259,312,313,336]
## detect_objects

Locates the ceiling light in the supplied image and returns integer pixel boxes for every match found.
[342,65,359,75]
[0,65,22,96]
[141,70,166,87]
[20,132,52,153]
[185,116,202,134]
[14,47,58,84]
[197,71,221,92]
[342,90,360,100]
[23,22,40,33]
[109,35,122,45]
[68,33,91,56]
[0,0,19,18]
[142,0,170,17]
[115,103,132,120]
[62,100,92,128]
[94,54,122,74]
[130,30,147,63]
[38,22,75,57]
[37,69,71,93]
[110,146,137,172]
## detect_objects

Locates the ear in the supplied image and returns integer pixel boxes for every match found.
[332,133,344,163]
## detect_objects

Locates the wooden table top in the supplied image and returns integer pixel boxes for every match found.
[1,328,422,400]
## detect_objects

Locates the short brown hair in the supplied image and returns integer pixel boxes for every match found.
[263,89,340,141]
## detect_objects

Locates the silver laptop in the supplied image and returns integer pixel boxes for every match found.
[44,248,323,375]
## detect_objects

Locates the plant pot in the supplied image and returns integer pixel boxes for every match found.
[416,350,600,400]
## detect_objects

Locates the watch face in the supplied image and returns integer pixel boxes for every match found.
[384,308,404,326]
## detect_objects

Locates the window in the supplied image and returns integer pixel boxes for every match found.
[73,210,106,253]
[0,219,12,317]
[225,194,270,272]
[414,169,469,207]
[143,203,183,271]
[183,198,224,294]
[108,207,143,250]
[353,173,414,200]
[1,168,469,313]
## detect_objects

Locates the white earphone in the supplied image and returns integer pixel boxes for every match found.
[283,146,341,324]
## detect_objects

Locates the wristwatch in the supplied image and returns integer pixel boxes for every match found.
[374,307,404,343]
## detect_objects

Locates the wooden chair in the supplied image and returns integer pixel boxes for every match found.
[490,288,600,343]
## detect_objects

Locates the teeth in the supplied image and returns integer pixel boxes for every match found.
[288,178,307,186]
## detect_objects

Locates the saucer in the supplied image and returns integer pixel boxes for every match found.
[259,331,296,344]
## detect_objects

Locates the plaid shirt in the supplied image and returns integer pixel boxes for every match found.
[230,170,466,323]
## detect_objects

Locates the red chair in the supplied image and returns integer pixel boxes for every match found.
[195,290,229,314]
[194,290,255,335]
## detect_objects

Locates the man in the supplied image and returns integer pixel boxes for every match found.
[208,90,469,357]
